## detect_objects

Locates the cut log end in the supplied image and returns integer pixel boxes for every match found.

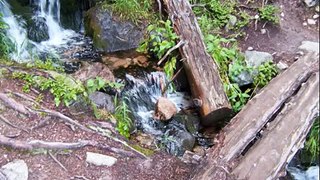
[201,107,233,127]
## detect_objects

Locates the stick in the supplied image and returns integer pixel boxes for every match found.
[48,151,68,171]
[157,40,185,66]
[0,93,29,115]
[0,115,29,133]
[157,0,162,20]
[162,66,184,95]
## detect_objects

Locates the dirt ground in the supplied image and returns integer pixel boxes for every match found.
[0,0,319,180]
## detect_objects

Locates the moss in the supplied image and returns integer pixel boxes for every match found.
[131,144,155,156]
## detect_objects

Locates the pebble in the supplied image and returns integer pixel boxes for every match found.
[86,152,117,167]
[303,22,308,26]
[280,12,285,17]
[313,14,320,19]
[254,14,259,19]
[260,29,267,34]
[316,6,320,12]
[247,46,254,51]
[307,19,317,25]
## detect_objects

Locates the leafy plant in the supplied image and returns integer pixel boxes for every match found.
[102,0,153,23]
[259,5,280,24]
[0,13,14,58]
[303,118,319,163]
[253,61,278,87]
[114,97,133,139]
[86,77,124,94]
[137,20,178,60]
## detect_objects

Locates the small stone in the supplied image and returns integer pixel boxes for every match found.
[313,14,320,19]
[247,46,254,51]
[280,12,285,17]
[303,22,308,26]
[296,51,305,56]
[86,152,117,167]
[277,61,289,70]
[254,14,259,19]
[154,97,177,121]
[298,41,320,53]
[0,160,28,180]
[307,18,317,25]
[260,29,267,34]
[316,5,320,12]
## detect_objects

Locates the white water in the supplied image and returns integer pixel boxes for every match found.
[288,166,319,180]
[0,0,77,61]
[0,0,29,60]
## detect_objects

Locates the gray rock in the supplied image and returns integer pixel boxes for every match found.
[163,129,196,156]
[304,0,319,7]
[86,152,117,166]
[27,16,49,43]
[231,70,254,86]
[84,6,145,52]
[0,160,28,180]
[307,18,317,25]
[225,15,237,30]
[298,41,319,53]
[89,91,115,113]
[277,61,289,70]
[245,50,273,67]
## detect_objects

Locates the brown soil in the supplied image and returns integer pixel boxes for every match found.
[0,0,319,180]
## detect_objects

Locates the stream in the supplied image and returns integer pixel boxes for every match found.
[0,0,318,179]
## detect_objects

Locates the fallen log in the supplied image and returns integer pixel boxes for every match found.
[233,72,319,180]
[191,52,319,179]
[163,0,231,126]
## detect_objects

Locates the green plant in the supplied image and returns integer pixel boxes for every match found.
[304,118,319,163]
[253,61,278,87]
[138,20,178,60]
[86,77,124,94]
[102,0,153,23]
[0,13,14,58]
[259,5,280,24]
[224,83,251,112]
[27,59,64,72]
[114,97,133,139]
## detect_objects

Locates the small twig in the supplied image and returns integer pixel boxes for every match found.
[157,40,185,66]
[157,0,162,20]
[48,151,68,171]
[0,115,29,133]
[162,66,184,95]
[72,176,90,180]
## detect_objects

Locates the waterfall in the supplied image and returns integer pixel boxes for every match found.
[0,0,77,61]
[0,0,29,61]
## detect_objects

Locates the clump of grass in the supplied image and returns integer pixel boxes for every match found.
[303,118,319,163]
[114,97,133,139]
[259,5,280,24]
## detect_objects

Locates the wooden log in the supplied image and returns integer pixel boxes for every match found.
[232,72,319,180]
[163,0,231,126]
[191,52,319,180]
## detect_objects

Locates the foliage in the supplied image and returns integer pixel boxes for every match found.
[12,72,85,107]
[303,118,319,163]
[259,5,280,24]
[137,20,178,60]
[26,59,64,72]
[253,61,278,87]
[164,56,176,79]
[102,0,153,23]
[114,97,133,139]
[86,76,124,94]
[0,13,14,58]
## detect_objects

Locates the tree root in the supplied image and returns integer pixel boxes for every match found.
[157,40,185,66]
[0,93,30,115]
[0,115,29,133]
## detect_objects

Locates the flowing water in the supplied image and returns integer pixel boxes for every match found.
[0,0,82,61]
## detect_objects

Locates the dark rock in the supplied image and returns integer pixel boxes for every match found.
[154,97,177,121]
[89,91,115,113]
[27,16,49,42]
[84,6,145,52]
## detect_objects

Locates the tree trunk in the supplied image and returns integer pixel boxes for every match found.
[163,0,231,126]
[191,52,319,180]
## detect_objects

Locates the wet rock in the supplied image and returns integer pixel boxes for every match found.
[298,41,319,53]
[84,6,145,52]
[174,113,200,136]
[163,129,196,156]
[154,97,177,121]
[73,62,115,83]
[0,160,28,180]
[86,152,117,166]
[27,16,49,42]
[304,0,319,7]
[89,91,115,113]
[231,70,254,86]
[245,50,273,67]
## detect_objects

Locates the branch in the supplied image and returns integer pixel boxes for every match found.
[157,40,185,66]
[0,93,29,115]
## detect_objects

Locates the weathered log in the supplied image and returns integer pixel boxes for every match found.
[232,72,319,180]
[163,0,231,126]
[191,52,319,180]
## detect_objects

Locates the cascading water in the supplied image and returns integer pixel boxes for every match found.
[0,0,81,61]
[0,0,29,60]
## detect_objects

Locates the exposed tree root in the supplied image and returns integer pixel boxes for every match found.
[48,151,68,171]
[0,93,30,115]
[0,115,29,133]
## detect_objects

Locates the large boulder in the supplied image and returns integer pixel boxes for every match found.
[27,16,49,42]
[0,160,28,180]
[84,6,145,52]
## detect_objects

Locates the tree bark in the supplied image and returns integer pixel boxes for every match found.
[163,0,231,126]
[232,72,319,180]
[191,52,319,180]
